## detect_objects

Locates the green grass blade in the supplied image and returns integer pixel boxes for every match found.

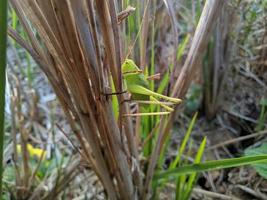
[195,0,202,25]
[149,5,155,92]
[151,131,170,198]
[0,0,8,195]
[176,34,190,61]
[183,137,206,200]
[175,137,205,200]
[175,174,186,200]
[170,113,198,169]
[154,155,267,181]
[12,8,17,29]
[180,139,194,199]
[156,114,197,198]
[256,101,267,131]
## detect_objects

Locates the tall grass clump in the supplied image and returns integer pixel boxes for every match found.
[0,0,8,195]
[9,0,140,199]
[8,0,267,199]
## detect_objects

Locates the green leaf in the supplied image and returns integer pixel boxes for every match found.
[245,143,267,179]
[260,99,267,106]
[183,137,206,200]
[154,155,267,181]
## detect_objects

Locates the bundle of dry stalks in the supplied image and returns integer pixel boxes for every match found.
[8,0,224,199]
[9,0,140,199]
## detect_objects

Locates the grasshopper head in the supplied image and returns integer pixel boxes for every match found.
[122,59,142,75]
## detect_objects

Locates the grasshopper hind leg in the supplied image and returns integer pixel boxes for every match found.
[123,112,171,117]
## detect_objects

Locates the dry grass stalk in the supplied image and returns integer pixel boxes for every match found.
[117,6,136,24]
[140,0,150,69]
[6,70,79,199]
[204,5,234,119]
[10,0,141,199]
[163,0,179,85]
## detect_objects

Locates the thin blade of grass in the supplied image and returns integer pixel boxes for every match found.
[157,113,197,198]
[183,137,206,200]
[174,139,193,200]
[0,0,7,195]
[154,155,267,181]
[171,113,198,169]
[176,173,186,200]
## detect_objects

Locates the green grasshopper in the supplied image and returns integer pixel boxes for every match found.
[122,59,181,116]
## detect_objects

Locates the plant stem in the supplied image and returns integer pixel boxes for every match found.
[0,0,8,196]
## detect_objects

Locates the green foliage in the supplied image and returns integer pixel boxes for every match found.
[151,112,267,199]
[173,114,206,200]
[155,155,267,181]
[176,137,206,200]
[171,113,198,169]
[245,143,267,179]
[0,0,8,195]
[3,144,70,197]
[152,113,206,200]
